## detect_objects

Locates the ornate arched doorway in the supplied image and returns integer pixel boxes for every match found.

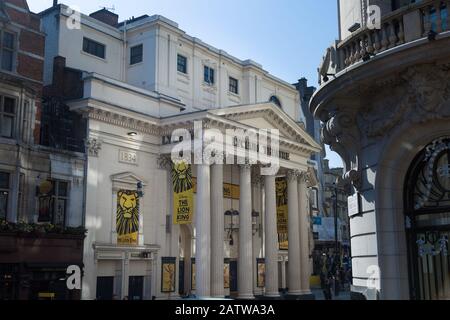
[405,137,450,300]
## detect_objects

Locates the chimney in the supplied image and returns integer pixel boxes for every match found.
[53,0,58,7]
[297,77,308,90]
[89,8,119,27]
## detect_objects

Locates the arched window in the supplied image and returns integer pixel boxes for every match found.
[404,137,450,300]
[269,96,282,108]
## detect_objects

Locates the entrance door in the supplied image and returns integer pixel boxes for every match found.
[230,260,238,293]
[96,277,114,300]
[405,138,450,300]
[128,276,144,300]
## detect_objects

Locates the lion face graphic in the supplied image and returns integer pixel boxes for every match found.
[117,190,139,237]
[172,161,193,194]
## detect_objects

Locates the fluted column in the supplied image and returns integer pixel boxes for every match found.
[210,164,224,298]
[298,173,312,295]
[287,170,302,295]
[264,174,280,297]
[195,164,211,298]
[238,164,254,299]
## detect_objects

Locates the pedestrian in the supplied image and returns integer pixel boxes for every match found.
[323,276,332,300]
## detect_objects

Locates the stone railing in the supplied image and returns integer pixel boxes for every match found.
[338,0,450,70]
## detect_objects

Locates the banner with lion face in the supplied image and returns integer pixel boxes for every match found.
[172,161,194,224]
[117,190,140,245]
[276,177,288,250]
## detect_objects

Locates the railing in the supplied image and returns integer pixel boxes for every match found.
[338,0,450,70]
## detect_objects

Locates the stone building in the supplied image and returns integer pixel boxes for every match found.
[311,0,450,300]
[0,0,85,300]
[40,3,321,300]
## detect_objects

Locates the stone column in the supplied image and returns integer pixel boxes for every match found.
[195,164,211,298]
[287,170,302,296]
[238,164,254,299]
[264,174,280,297]
[298,173,312,295]
[210,164,224,298]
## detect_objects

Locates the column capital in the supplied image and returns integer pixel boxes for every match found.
[287,170,302,182]
[239,163,252,170]
[157,155,172,170]
[297,171,309,184]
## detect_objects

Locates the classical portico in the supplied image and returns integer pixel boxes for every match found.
[158,103,321,298]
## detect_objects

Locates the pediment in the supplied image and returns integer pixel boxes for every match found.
[208,103,321,152]
[111,172,147,186]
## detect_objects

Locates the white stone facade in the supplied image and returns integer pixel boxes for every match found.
[39,4,321,299]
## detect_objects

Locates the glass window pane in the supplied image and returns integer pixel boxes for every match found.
[1,115,13,137]
[0,191,8,219]
[3,97,15,114]
[177,55,187,73]
[3,32,14,49]
[58,181,68,197]
[204,66,209,82]
[1,49,13,71]
[130,45,143,65]
[83,38,105,59]
[54,199,66,225]
[0,172,9,189]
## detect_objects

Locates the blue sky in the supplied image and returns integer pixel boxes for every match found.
[28,0,343,168]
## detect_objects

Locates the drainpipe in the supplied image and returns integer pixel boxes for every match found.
[122,20,127,82]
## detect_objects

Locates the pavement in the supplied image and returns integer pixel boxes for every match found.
[312,288,351,300]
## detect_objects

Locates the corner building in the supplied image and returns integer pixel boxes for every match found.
[311,0,450,300]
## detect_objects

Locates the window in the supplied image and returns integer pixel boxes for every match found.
[269,95,282,108]
[204,65,215,85]
[0,172,9,219]
[1,30,15,71]
[0,96,15,138]
[130,44,143,65]
[177,54,187,74]
[229,77,239,94]
[82,37,106,59]
[38,180,69,226]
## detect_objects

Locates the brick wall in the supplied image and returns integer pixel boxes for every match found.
[3,0,45,144]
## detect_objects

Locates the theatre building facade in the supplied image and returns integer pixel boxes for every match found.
[40,4,321,299]
[312,0,450,300]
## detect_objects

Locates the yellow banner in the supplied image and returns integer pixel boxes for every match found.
[172,162,194,225]
[276,177,288,250]
[193,178,240,200]
[117,190,139,245]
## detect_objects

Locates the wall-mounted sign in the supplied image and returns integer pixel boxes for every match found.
[161,257,176,293]
[276,177,288,250]
[116,190,139,245]
[224,259,230,289]
[348,192,361,217]
[172,161,194,225]
[312,216,322,226]
[191,258,196,291]
[257,258,265,288]
[193,177,240,200]
[119,150,138,165]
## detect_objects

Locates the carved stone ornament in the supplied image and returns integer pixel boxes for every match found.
[322,111,362,190]
[358,64,450,138]
[86,138,102,157]
[157,155,173,170]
